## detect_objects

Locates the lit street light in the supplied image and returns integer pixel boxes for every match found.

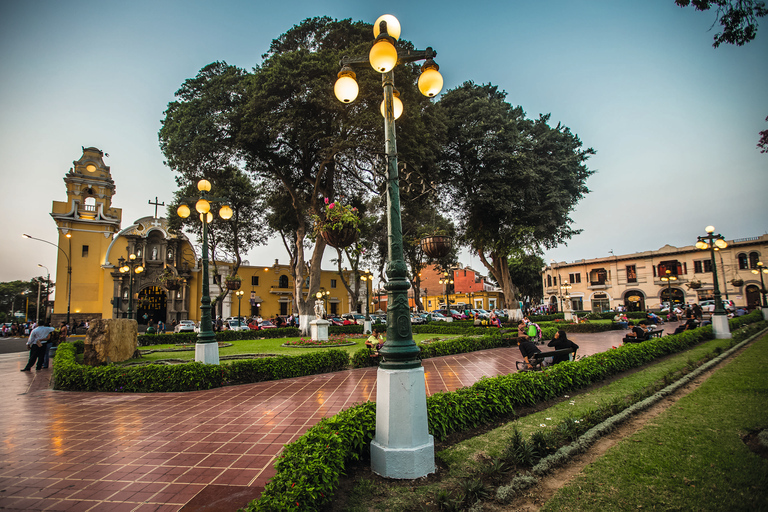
[235,290,244,328]
[360,270,373,333]
[23,234,71,325]
[177,179,233,364]
[335,14,443,479]
[695,226,730,338]
[438,272,454,315]
[118,253,144,320]
[660,269,678,319]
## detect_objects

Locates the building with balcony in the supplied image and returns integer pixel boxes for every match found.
[542,235,768,313]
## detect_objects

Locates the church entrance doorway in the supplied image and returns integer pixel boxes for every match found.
[136,286,167,325]
[624,291,645,312]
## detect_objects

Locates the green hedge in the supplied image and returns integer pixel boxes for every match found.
[245,311,766,512]
[53,344,349,392]
[138,327,301,346]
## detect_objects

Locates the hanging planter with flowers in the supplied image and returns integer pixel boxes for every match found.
[158,268,182,290]
[687,279,702,289]
[313,198,360,248]
[731,277,744,287]
[224,274,242,290]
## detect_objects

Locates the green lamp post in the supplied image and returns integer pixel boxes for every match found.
[695,226,730,338]
[752,262,768,317]
[176,179,233,364]
[118,253,144,319]
[334,13,443,479]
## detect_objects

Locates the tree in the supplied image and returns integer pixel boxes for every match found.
[758,115,768,153]
[507,252,546,306]
[0,280,41,323]
[161,17,443,334]
[675,0,767,47]
[438,82,594,319]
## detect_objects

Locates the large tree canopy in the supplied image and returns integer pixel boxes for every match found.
[160,17,443,332]
[438,82,594,316]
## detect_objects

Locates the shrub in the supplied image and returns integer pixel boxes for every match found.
[138,327,301,346]
[53,344,349,392]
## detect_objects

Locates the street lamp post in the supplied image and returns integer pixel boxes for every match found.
[752,261,768,320]
[334,14,443,479]
[235,290,244,327]
[695,226,731,338]
[560,281,572,321]
[118,253,144,319]
[438,273,454,318]
[38,264,49,324]
[660,269,678,320]
[360,270,373,334]
[23,234,71,325]
[176,179,233,364]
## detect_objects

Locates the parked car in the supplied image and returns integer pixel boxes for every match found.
[371,314,387,326]
[471,309,490,319]
[699,299,736,313]
[342,313,366,325]
[328,317,345,326]
[430,312,452,322]
[225,319,249,331]
[259,320,277,329]
[174,320,197,333]
[410,314,426,324]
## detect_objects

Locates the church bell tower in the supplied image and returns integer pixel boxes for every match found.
[50,147,122,324]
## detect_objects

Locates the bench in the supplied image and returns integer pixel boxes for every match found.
[623,328,664,343]
[516,347,576,372]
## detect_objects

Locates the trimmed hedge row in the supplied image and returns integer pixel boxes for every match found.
[138,327,301,346]
[53,344,349,392]
[245,310,765,512]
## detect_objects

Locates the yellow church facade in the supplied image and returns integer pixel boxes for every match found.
[49,147,368,328]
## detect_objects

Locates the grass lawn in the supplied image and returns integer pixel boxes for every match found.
[119,333,461,364]
[338,335,757,510]
[543,334,768,511]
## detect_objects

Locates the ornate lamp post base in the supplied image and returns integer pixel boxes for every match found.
[310,319,330,341]
[710,314,732,339]
[370,366,435,479]
[195,342,220,365]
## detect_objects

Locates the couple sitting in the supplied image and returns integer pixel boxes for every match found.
[516,330,579,370]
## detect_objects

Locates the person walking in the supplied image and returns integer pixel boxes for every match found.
[21,322,55,371]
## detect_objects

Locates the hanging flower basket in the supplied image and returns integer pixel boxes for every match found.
[320,224,358,248]
[731,278,744,287]
[313,199,361,248]
[164,277,182,291]
[688,279,702,289]
[420,235,452,259]
[225,275,241,290]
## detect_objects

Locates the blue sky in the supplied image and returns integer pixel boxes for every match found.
[1,0,766,283]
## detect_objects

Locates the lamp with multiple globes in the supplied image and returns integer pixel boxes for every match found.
[695,226,730,338]
[439,273,454,313]
[235,290,244,328]
[176,178,233,364]
[560,281,572,311]
[118,253,144,320]
[334,14,442,479]
[660,269,678,315]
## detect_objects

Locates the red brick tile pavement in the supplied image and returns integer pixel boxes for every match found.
[0,325,665,511]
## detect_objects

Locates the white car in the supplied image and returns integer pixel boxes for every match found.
[430,312,452,322]
[174,320,197,333]
[699,299,735,313]
[225,319,249,331]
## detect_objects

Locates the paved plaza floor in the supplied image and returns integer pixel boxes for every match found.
[0,324,670,511]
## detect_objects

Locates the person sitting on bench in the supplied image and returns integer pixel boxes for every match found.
[547,330,579,363]
[366,329,384,354]
[673,318,698,335]
[516,336,541,370]
[625,321,649,342]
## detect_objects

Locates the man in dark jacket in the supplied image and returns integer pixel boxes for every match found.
[516,336,541,369]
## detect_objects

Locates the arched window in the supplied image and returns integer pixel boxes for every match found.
[738,253,748,270]
[279,275,289,288]
[749,252,760,269]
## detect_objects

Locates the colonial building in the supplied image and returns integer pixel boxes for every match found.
[542,235,768,313]
[416,264,504,312]
[48,147,369,326]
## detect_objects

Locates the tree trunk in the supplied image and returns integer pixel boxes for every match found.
[478,249,523,322]
[291,224,327,336]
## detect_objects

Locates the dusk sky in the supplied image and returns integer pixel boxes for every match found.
[1,0,766,285]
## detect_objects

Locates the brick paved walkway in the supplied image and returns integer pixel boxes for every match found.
[0,324,669,511]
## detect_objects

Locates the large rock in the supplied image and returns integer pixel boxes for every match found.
[83,319,138,366]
